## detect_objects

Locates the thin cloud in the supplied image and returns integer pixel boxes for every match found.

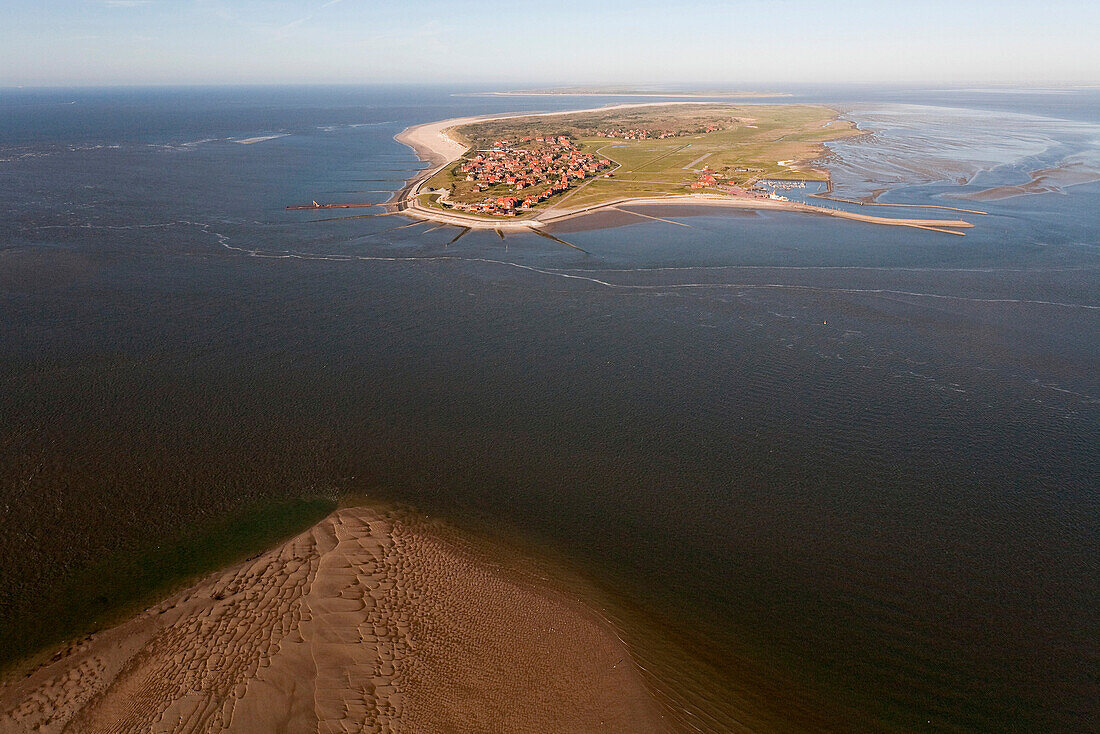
[273,0,353,40]
[102,0,153,7]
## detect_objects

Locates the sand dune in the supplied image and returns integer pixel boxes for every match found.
[0,507,670,733]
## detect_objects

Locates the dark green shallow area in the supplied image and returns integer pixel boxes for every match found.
[1,86,1098,733]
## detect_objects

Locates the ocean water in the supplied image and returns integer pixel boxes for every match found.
[1,84,1097,732]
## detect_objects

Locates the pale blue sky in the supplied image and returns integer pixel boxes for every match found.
[3,0,1098,87]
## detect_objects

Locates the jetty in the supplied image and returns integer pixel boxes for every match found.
[286,200,378,211]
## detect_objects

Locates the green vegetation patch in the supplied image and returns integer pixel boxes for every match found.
[0,497,335,676]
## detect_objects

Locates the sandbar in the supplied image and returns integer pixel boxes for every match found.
[0,506,671,733]
[234,134,290,145]
[471,91,791,99]
[960,160,1100,201]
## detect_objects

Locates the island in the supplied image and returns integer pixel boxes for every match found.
[390,103,979,235]
[471,85,791,98]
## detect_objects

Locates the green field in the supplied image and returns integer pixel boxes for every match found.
[424,104,862,214]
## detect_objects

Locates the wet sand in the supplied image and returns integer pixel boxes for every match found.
[961,160,1100,201]
[545,204,760,234]
[0,506,671,733]
[539,193,975,234]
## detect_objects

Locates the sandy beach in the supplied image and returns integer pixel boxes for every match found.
[471,91,791,99]
[0,506,671,733]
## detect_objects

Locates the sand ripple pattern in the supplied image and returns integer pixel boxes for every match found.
[0,508,668,733]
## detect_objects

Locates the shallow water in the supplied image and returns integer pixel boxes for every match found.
[1,84,1097,731]
[824,103,1100,200]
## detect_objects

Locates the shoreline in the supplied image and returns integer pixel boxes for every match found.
[465,91,791,99]
[0,505,673,732]
[392,106,974,234]
[0,498,337,684]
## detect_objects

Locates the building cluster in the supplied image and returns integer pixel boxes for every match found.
[690,169,721,189]
[760,180,807,190]
[593,124,722,140]
[446,136,611,216]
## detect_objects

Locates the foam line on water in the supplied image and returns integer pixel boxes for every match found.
[28,220,1095,312]
[195,224,1100,312]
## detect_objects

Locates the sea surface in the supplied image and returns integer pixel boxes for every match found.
[1,84,1097,732]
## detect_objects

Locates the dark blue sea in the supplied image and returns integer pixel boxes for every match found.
[1,84,1097,732]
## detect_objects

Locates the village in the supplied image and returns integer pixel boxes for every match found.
[401,105,867,221]
[592,123,722,140]
[440,135,611,216]
[435,127,798,217]
[437,123,737,217]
